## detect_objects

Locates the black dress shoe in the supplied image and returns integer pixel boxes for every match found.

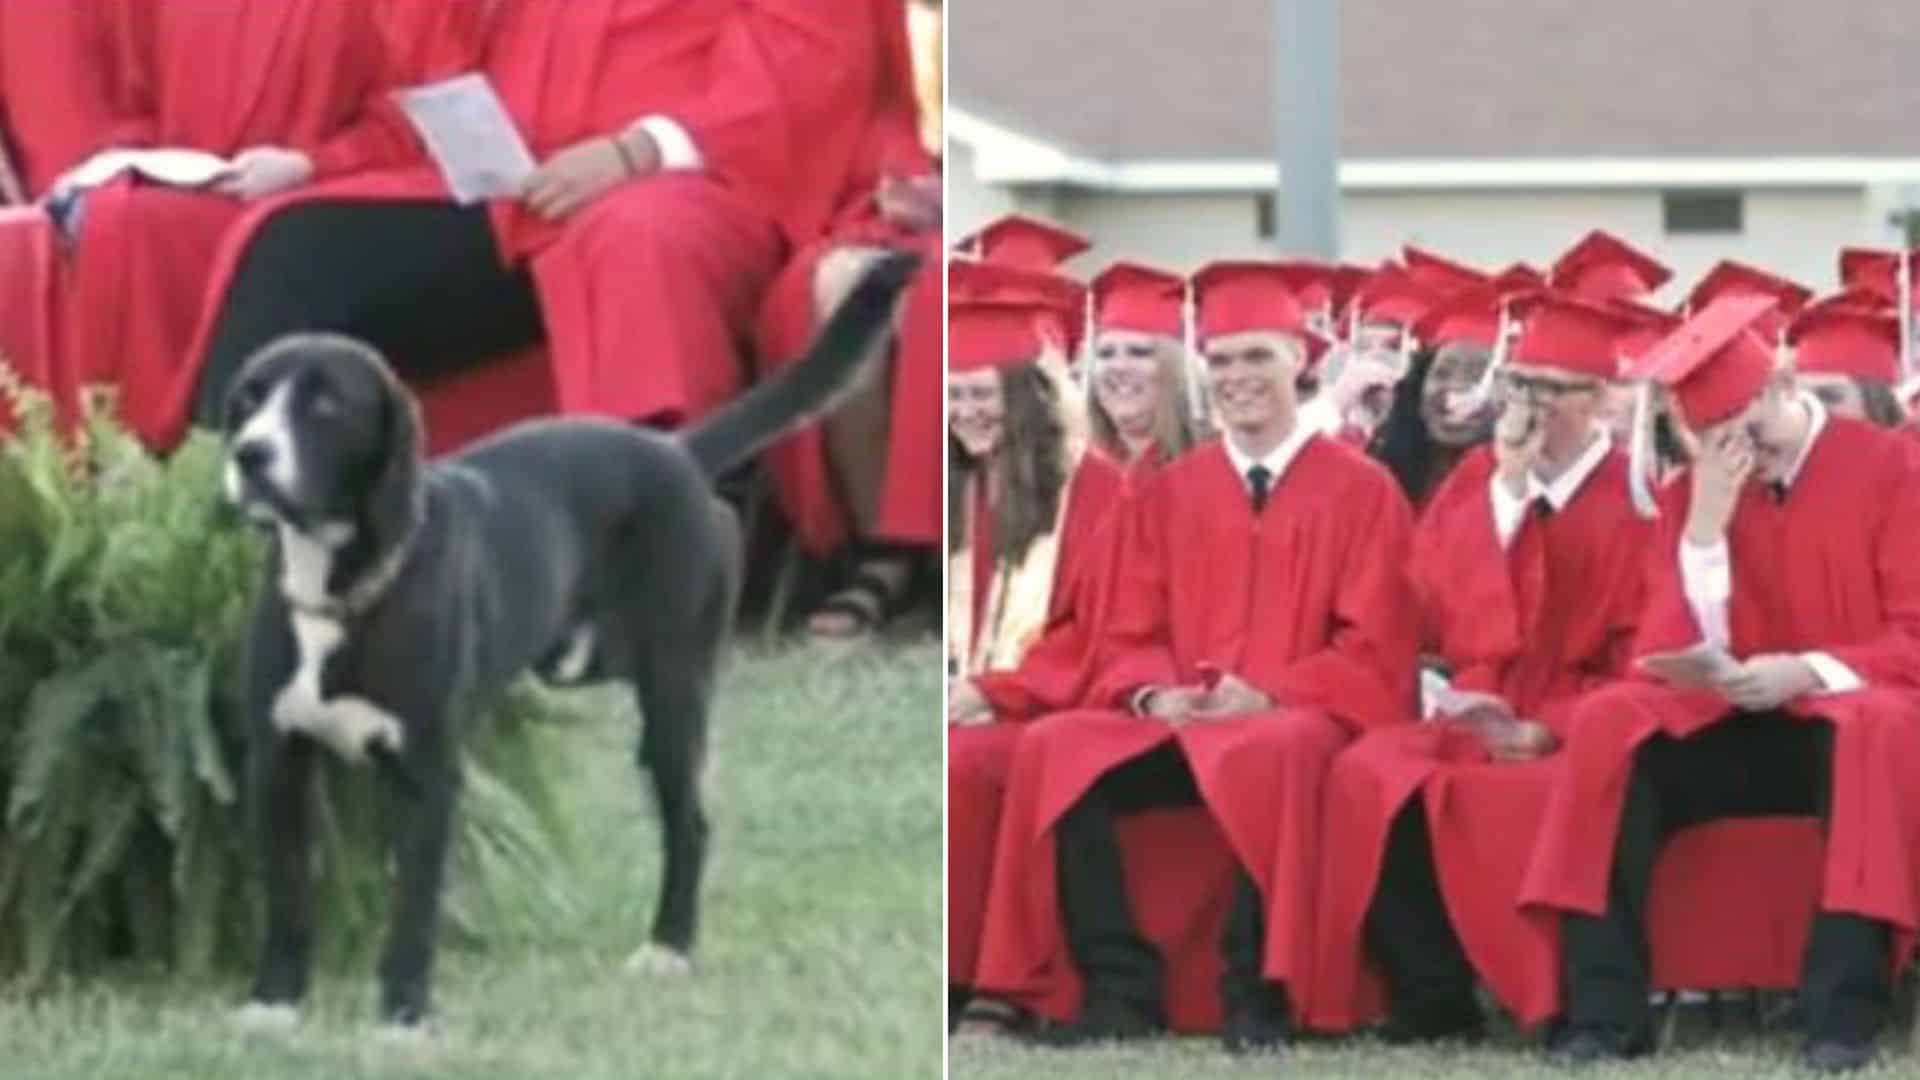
[1221,1002,1290,1055]
[1028,995,1161,1047]
[1545,1025,1651,1066]
[1802,1039,1876,1074]
[1378,1005,1486,1045]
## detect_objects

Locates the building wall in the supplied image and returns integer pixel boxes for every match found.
[950,177,1893,301]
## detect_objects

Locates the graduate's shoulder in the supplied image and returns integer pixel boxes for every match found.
[1823,413,1920,474]
[1301,429,1412,502]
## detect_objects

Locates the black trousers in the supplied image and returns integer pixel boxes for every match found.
[1562,711,1891,1044]
[1056,743,1277,1018]
[1365,800,1481,1027]
[191,201,546,428]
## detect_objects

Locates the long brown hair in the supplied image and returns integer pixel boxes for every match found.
[1087,336,1202,464]
[949,363,1068,566]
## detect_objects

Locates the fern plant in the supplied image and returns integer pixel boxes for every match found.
[0,372,580,983]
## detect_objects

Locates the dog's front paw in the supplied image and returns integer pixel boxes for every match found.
[232,1001,301,1033]
[371,1020,435,1051]
[624,942,693,976]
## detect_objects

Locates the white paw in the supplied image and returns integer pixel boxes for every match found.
[624,942,692,976]
[371,1021,434,1049]
[232,1001,300,1033]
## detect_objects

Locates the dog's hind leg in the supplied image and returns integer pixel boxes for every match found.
[248,734,319,1015]
[376,733,459,1026]
[625,641,719,974]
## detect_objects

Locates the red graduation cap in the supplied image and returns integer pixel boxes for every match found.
[1089,261,1184,337]
[1403,245,1491,297]
[948,260,1085,368]
[1789,293,1901,384]
[1607,297,1683,366]
[1509,292,1633,381]
[1190,260,1330,366]
[1349,263,1436,327]
[955,213,1090,272]
[1492,261,1548,296]
[1836,248,1920,307]
[1550,230,1672,303]
[1411,288,1502,351]
[1327,263,1374,321]
[1683,260,1811,340]
[1626,294,1780,429]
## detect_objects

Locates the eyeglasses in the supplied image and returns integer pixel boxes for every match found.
[1495,371,1602,404]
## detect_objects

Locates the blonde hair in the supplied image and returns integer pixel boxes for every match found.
[1087,333,1203,463]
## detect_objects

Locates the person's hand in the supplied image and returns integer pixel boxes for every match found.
[1192,672,1273,720]
[521,131,657,221]
[1686,425,1753,546]
[1493,399,1545,500]
[1484,719,1558,762]
[947,679,991,726]
[212,147,313,201]
[1715,653,1820,711]
[1326,349,1401,417]
[877,173,941,232]
[1139,685,1210,724]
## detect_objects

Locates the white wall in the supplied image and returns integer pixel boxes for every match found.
[953,179,1891,302]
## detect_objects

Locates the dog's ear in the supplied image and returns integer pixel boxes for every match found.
[365,359,424,556]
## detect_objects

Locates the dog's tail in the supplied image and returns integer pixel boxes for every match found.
[680,250,921,480]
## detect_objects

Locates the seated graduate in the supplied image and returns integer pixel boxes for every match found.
[155,1,875,451]
[1308,290,1653,1041]
[753,0,943,643]
[971,261,1415,1055]
[1081,261,1205,472]
[1521,294,1920,1073]
[1788,292,1909,429]
[948,251,1198,1037]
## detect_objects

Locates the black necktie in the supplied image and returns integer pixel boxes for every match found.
[1769,480,1788,505]
[1247,464,1272,513]
[1533,496,1554,520]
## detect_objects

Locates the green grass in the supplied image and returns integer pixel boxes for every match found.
[0,640,942,1080]
[954,1004,1920,1078]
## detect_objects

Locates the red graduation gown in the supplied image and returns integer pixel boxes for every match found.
[973,437,1417,1027]
[1308,447,1649,1031]
[150,0,835,452]
[1522,417,1920,965]
[0,4,118,198]
[752,0,940,555]
[66,0,391,443]
[950,452,1127,987]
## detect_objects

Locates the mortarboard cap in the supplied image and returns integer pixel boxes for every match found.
[1190,260,1330,366]
[1788,293,1901,384]
[956,213,1090,272]
[1090,261,1185,338]
[1550,230,1672,303]
[1625,294,1780,429]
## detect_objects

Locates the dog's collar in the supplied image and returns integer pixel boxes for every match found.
[284,523,419,622]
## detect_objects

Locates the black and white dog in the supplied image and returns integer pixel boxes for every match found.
[221,252,918,1031]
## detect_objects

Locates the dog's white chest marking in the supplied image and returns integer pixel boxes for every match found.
[551,625,597,682]
[270,525,404,763]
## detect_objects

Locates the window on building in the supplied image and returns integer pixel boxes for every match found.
[1255,192,1277,241]
[1662,190,1744,235]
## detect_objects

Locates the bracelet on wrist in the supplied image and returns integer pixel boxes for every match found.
[610,135,639,176]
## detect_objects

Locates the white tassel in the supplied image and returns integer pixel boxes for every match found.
[1901,251,1914,379]
[1453,301,1514,415]
[1182,282,1207,423]
[1627,378,1660,519]
[1081,289,1097,409]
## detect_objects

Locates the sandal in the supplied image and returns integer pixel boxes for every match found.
[952,998,1034,1040]
[807,553,912,641]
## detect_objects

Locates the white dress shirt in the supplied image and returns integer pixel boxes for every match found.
[634,116,704,171]
[1130,422,1319,715]
[1222,418,1318,495]
[1488,427,1613,549]
[1676,393,1861,693]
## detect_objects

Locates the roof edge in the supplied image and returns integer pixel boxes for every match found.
[950,106,1920,191]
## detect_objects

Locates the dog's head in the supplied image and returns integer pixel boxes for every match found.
[222,333,423,553]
